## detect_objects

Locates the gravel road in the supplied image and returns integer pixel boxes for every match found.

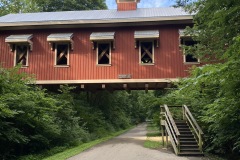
[68,123,204,160]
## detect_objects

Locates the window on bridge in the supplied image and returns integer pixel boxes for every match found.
[134,30,159,65]
[90,32,115,66]
[179,29,200,64]
[47,33,73,67]
[5,34,33,68]
[139,41,154,64]
[97,42,111,65]
[15,44,29,67]
[55,43,69,66]
[182,39,199,63]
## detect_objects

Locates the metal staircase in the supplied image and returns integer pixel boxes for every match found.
[160,104,204,156]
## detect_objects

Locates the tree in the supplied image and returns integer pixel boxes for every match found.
[161,0,240,157]
[0,0,40,16]
[0,0,107,16]
[177,0,240,61]
[37,0,107,12]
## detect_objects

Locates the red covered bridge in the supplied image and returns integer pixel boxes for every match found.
[0,0,199,91]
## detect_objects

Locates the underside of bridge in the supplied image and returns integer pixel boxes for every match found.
[37,79,178,92]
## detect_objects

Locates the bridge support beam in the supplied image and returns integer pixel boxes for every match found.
[145,83,149,93]
[123,84,131,93]
[81,84,85,89]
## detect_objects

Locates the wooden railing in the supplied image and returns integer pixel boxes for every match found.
[183,105,204,152]
[161,104,204,154]
[161,104,180,154]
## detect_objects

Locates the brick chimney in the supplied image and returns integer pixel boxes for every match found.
[116,0,140,11]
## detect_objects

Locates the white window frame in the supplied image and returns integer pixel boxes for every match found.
[14,44,29,67]
[54,43,70,67]
[96,42,111,66]
[182,39,200,64]
[139,40,154,65]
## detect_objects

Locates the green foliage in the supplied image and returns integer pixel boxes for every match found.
[37,0,107,12]
[160,0,240,158]
[0,66,148,159]
[144,140,162,149]
[0,0,40,16]
[162,60,240,157]
[178,0,240,61]
[0,67,60,159]
[0,0,107,16]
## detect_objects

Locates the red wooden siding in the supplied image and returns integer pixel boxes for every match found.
[0,25,195,81]
[117,2,137,11]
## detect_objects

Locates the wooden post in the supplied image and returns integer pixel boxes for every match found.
[102,84,106,89]
[199,132,202,152]
[145,83,149,93]
[38,85,43,89]
[123,84,131,93]
[182,105,185,120]
[160,107,165,147]
[166,129,168,148]
[81,84,85,89]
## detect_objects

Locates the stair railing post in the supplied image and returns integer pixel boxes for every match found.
[177,136,180,154]
[166,129,168,148]
[182,105,186,120]
[199,132,202,152]
[160,105,165,147]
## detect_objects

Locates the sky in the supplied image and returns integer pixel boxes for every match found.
[106,0,176,9]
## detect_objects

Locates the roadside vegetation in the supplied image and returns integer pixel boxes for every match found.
[145,0,240,159]
[144,121,164,150]
[0,66,148,160]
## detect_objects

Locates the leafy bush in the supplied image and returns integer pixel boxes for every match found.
[0,66,148,159]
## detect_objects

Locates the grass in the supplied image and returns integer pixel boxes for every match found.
[144,139,163,149]
[144,121,164,149]
[146,122,159,131]
[146,131,161,137]
[42,127,133,160]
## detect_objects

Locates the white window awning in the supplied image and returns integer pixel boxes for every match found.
[5,34,33,51]
[47,33,73,42]
[5,34,33,43]
[90,32,115,41]
[134,30,159,39]
[47,33,74,50]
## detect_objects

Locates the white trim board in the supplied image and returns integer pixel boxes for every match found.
[36,78,179,84]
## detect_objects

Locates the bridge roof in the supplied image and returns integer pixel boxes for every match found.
[0,7,192,28]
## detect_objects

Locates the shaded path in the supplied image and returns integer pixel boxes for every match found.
[68,123,203,160]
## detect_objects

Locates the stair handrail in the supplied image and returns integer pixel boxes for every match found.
[164,104,180,136]
[183,105,204,151]
[163,104,180,154]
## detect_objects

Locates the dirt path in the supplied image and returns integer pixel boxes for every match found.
[68,123,204,160]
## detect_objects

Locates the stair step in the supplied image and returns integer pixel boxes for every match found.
[180,141,198,145]
[176,123,188,125]
[177,125,189,129]
[179,128,191,131]
[179,138,196,141]
[174,120,185,122]
[175,122,187,125]
[180,144,199,149]
[179,131,192,134]
[180,148,201,152]
[178,152,204,156]
[179,134,194,138]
